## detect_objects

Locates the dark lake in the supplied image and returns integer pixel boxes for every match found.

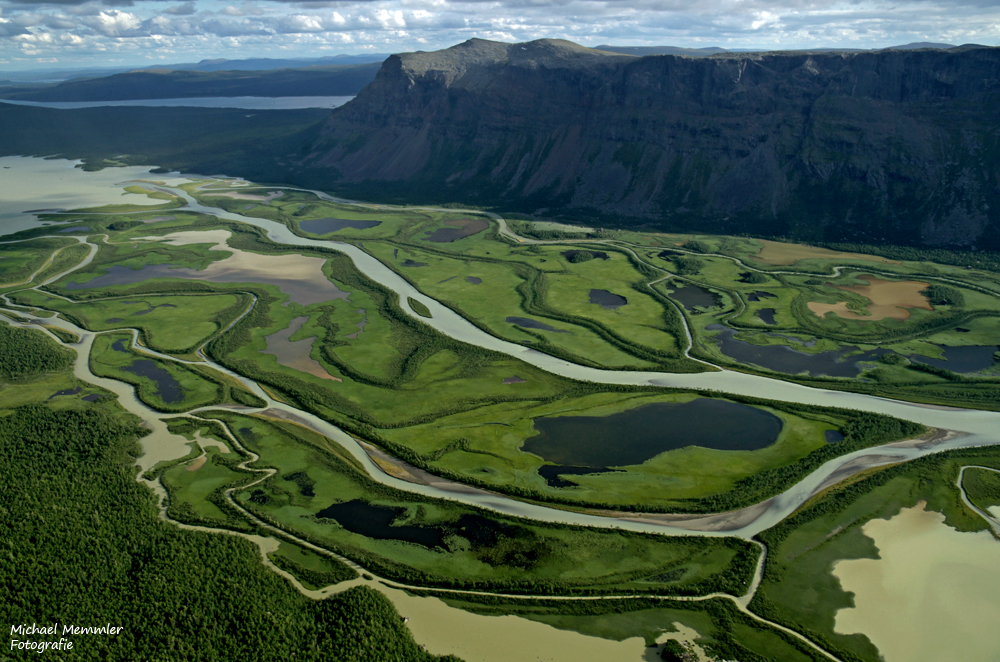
[657,250,682,258]
[449,514,521,548]
[401,259,428,268]
[668,284,720,311]
[48,386,81,399]
[910,344,998,373]
[300,218,381,234]
[506,317,569,333]
[708,325,890,377]
[67,264,184,290]
[747,291,777,302]
[58,226,90,233]
[523,398,783,467]
[122,359,184,404]
[758,308,776,325]
[81,394,105,402]
[538,465,624,488]
[589,289,627,310]
[316,500,444,548]
[562,249,609,261]
[423,219,489,243]
[467,276,482,284]
[825,430,845,444]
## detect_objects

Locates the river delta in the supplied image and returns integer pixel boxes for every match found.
[3,156,1000,661]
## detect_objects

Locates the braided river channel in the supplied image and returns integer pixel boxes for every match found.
[4,157,1000,661]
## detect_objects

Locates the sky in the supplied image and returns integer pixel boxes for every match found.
[0,0,996,71]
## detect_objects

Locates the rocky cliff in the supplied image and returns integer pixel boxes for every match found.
[306,39,1000,248]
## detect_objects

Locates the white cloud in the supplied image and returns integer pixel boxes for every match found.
[0,0,996,67]
[82,8,140,36]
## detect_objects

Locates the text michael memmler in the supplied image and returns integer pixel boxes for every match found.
[11,623,124,654]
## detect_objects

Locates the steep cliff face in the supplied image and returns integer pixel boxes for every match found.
[307,39,1000,248]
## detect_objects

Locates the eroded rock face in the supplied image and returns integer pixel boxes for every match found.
[308,38,1000,248]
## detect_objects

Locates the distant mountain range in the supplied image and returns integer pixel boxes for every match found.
[305,38,1000,249]
[593,42,962,56]
[0,63,380,102]
[0,54,391,84]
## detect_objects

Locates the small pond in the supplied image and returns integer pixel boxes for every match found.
[523,398,783,467]
[589,289,627,310]
[57,226,91,233]
[122,359,184,404]
[708,325,891,377]
[562,249,609,261]
[747,291,777,302]
[48,386,82,399]
[909,344,998,373]
[467,276,482,284]
[316,500,444,548]
[506,317,569,333]
[537,465,624,488]
[825,430,845,444]
[300,218,381,234]
[401,259,428,268]
[668,284,720,311]
[423,219,489,243]
[758,309,776,325]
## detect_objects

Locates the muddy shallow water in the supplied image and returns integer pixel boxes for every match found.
[833,502,1000,662]
[262,316,341,382]
[67,229,351,306]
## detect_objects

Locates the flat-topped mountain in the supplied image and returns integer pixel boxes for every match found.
[306,38,1000,248]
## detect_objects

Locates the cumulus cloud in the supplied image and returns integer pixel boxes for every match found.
[81,8,140,35]
[0,0,996,67]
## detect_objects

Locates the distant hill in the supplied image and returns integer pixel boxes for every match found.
[593,45,727,57]
[0,63,380,102]
[306,38,1000,249]
[141,54,390,73]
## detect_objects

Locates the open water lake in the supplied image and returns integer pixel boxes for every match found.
[0,96,354,110]
[523,399,782,467]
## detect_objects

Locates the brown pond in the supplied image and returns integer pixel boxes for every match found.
[261,316,342,382]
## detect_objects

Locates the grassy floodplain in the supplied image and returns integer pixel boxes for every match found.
[207,410,760,596]
[8,168,1000,661]
[186,180,1000,411]
[89,332,223,411]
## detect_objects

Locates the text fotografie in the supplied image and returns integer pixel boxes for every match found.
[10,623,124,654]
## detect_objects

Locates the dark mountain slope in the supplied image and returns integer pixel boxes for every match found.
[306,38,1000,249]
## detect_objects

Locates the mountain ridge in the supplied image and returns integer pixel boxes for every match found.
[306,38,1000,249]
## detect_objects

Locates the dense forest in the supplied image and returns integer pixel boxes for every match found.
[0,367,459,660]
[0,323,74,381]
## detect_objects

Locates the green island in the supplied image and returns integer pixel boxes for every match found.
[3,165,999,662]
